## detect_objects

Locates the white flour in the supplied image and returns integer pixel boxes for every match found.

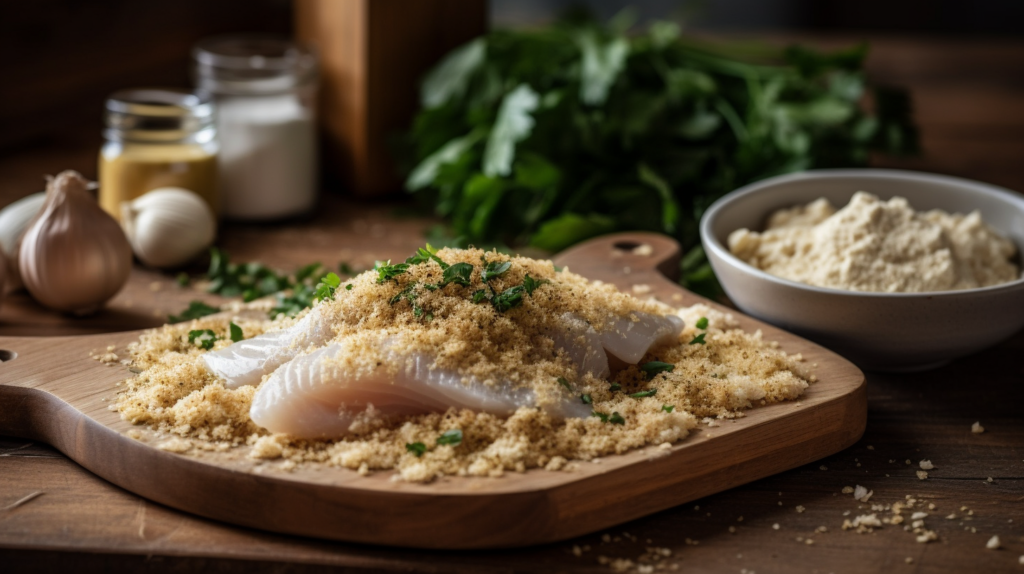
[216,94,317,219]
[728,191,1020,292]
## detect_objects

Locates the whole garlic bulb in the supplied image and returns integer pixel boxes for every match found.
[120,187,216,268]
[20,170,132,314]
[0,192,45,291]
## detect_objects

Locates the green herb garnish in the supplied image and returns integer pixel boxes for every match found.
[229,322,243,342]
[522,274,550,295]
[374,260,410,284]
[640,361,675,380]
[592,411,609,423]
[491,285,525,312]
[662,405,675,413]
[695,316,709,330]
[609,412,626,425]
[188,329,218,350]
[442,262,474,287]
[345,284,353,291]
[169,300,219,323]
[557,377,572,391]
[689,333,707,345]
[581,394,592,405]
[406,442,427,457]
[481,260,512,282]
[314,272,342,301]
[437,429,463,446]
[472,289,489,303]
[609,383,622,392]
[629,389,657,399]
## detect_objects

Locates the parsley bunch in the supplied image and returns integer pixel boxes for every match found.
[403,10,918,298]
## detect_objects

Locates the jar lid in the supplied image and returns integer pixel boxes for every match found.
[104,89,215,144]
[193,35,318,96]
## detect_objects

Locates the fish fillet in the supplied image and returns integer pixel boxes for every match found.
[202,308,333,388]
[250,336,593,438]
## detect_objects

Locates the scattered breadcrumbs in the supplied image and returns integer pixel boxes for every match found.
[115,248,811,482]
[972,421,985,434]
[986,535,1000,550]
[919,460,934,470]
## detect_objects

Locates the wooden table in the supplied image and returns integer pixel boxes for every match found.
[2,36,1023,573]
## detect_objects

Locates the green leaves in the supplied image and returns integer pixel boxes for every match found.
[437,429,463,446]
[375,260,410,284]
[402,13,919,290]
[169,301,218,323]
[576,32,629,105]
[689,333,707,345]
[491,285,526,312]
[641,361,675,380]
[421,38,486,109]
[406,442,427,457]
[442,262,474,287]
[629,389,657,399]
[481,259,512,282]
[188,329,218,350]
[483,84,539,177]
[315,272,342,301]
[229,322,244,343]
[695,316,709,330]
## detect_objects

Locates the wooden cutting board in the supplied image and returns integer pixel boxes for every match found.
[0,233,865,549]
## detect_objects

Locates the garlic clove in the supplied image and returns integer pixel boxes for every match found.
[121,187,216,269]
[19,170,132,315]
[0,192,45,292]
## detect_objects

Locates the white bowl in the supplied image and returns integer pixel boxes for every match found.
[700,169,1024,371]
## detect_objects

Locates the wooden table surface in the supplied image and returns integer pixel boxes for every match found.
[2,36,1023,573]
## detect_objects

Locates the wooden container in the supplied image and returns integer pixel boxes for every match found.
[295,0,487,197]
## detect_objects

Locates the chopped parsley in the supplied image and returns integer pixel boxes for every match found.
[557,377,572,391]
[609,412,626,425]
[374,260,410,284]
[406,442,427,457]
[406,244,448,268]
[481,259,511,282]
[592,411,609,423]
[581,394,592,405]
[188,329,218,350]
[442,262,474,287]
[522,274,550,295]
[491,285,526,312]
[169,300,218,323]
[662,404,675,413]
[229,322,243,342]
[695,316,709,330]
[689,333,707,345]
[629,389,657,399]
[314,272,342,301]
[640,361,675,380]
[437,429,463,446]
[472,289,489,303]
[345,284,353,291]
[609,383,622,392]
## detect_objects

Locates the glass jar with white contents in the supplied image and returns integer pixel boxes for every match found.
[193,35,319,220]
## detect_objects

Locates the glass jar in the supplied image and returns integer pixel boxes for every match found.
[193,35,319,220]
[99,88,219,220]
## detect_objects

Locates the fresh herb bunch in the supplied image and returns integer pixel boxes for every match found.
[403,11,918,296]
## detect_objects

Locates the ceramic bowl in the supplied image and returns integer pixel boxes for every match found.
[700,169,1024,371]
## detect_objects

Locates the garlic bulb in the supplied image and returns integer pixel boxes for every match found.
[120,187,216,268]
[0,192,45,291]
[20,171,132,314]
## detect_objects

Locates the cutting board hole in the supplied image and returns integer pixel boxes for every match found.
[0,350,17,363]
[613,240,642,251]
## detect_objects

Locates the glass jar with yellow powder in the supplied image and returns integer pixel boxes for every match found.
[99,89,219,220]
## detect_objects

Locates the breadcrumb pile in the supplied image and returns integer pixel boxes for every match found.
[117,248,811,482]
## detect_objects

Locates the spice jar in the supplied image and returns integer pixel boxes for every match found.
[193,35,319,220]
[99,89,219,220]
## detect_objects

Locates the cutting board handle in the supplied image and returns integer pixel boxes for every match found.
[553,232,681,283]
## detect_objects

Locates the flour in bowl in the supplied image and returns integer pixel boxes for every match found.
[728,192,1020,292]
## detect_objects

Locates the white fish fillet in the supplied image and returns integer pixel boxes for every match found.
[250,337,593,439]
[205,306,683,438]
[202,309,333,388]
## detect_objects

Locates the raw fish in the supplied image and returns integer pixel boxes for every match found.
[202,309,333,388]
